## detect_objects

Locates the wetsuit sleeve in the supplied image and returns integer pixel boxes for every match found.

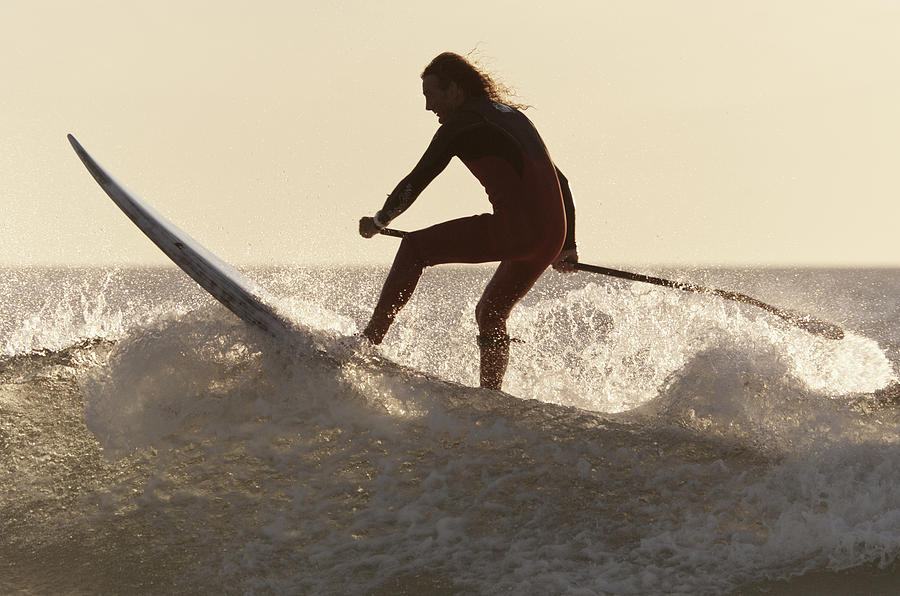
[556,166,577,250]
[376,125,459,226]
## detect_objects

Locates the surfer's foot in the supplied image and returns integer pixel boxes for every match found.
[362,325,385,345]
[329,333,377,361]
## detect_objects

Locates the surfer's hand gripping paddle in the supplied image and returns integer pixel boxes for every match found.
[377,228,844,341]
[359,216,381,238]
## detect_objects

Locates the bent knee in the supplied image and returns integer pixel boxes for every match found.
[395,235,426,270]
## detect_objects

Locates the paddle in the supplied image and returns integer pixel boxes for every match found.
[377,227,844,340]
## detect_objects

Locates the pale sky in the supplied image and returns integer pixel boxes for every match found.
[2,0,898,266]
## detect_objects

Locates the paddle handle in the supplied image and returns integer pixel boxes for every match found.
[378,227,407,239]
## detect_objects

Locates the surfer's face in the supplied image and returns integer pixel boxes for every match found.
[422,74,464,124]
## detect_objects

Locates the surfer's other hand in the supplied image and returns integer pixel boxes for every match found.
[359,217,380,238]
[552,248,578,273]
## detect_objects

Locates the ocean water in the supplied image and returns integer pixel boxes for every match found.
[1,265,898,595]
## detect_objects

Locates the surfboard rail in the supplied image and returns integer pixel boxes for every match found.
[67,134,294,340]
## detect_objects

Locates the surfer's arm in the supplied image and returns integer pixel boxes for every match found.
[556,166,576,251]
[373,119,472,229]
[552,166,578,272]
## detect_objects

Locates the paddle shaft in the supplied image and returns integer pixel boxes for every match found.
[375,227,844,340]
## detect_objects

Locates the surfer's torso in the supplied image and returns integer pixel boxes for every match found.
[381,99,575,251]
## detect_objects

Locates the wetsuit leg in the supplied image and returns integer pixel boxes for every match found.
[475,259,550,390]
[363,235,426,344]
[364,214,513,344]
[364,210,559,391]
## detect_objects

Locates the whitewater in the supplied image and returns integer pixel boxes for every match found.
[1,265,898,595]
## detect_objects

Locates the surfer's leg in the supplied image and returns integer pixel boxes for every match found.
[475,260,547,390]
[477,332,511,391]
[363,236,427,344]
[364,215,507,344]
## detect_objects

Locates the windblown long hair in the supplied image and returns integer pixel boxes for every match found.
[421,52,528,110]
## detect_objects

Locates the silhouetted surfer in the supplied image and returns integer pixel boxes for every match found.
[359,52,578,390]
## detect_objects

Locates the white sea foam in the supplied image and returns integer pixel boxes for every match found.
[378,280,896,414]
[6,267,899,594]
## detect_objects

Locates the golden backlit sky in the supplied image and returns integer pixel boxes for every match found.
[2,0,898,266]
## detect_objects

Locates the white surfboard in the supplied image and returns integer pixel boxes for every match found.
[67,134,295,341]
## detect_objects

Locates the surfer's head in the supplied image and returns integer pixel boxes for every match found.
[421,52,524,123]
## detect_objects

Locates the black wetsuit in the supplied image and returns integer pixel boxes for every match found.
[366,98,576,343]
